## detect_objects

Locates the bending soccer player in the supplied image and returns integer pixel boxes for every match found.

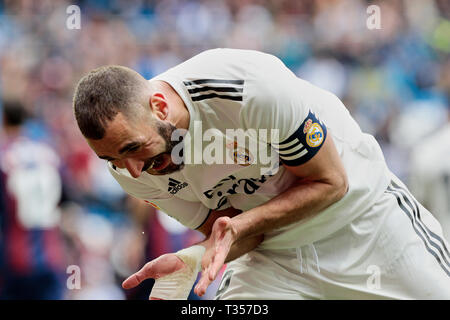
[73,49,450,299]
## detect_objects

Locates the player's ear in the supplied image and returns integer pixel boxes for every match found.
[149,93,168,120]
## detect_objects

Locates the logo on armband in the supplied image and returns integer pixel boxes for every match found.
[303,119,313,134]
[306,122,325,148]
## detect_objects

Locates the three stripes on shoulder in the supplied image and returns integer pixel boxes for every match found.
[183,79,244,102]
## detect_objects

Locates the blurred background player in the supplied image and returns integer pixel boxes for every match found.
[409,96,450,241]
[0,100,66,299]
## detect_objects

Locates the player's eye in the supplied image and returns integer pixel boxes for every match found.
[127,145,140,153]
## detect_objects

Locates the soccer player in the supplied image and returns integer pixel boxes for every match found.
[0,100,66,299]
[73,49,450,299]
[409,111,450,242]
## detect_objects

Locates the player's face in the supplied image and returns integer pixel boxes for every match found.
[87,112,184,177]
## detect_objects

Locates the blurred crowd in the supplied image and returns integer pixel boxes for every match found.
[0,0,449,299]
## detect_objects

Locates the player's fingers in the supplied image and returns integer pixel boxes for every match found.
[122,265,151,289]
[208,250,226,282]
[196,250,226,295]
[196,259,217,296]
[195,218,233,294]
[196,250,215,296]
[201,246,215,271]
[209,227,232,281]
[122,254,185,289]
[194,218,234,296]
[194,271,211,296]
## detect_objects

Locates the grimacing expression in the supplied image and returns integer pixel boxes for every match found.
[146,120,185,175]
[86,112,184,177]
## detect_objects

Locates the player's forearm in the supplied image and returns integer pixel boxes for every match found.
[225,233,264,262]
[230,176,348,242]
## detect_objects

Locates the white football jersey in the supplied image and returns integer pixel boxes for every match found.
[409,123,450,240]
[0,136,62,229]
[108,48,391,249]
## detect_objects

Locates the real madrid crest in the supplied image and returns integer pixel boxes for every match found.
[306,122,324,148]
[227,141,253,166]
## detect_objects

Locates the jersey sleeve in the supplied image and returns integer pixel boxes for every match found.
[108,165,211,230]
[240,52,328,167]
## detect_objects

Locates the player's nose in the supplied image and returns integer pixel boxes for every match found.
[124,158,144,178]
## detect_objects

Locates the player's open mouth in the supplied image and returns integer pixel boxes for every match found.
[147,153,171,172]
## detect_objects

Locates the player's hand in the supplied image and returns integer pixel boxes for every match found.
[122,253,186,300]
[194,216,237,297]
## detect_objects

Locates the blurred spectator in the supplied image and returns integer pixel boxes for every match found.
[408,89,450,241]
[61,204,127,300]
[0,100,66,299]
[409,117,450,242]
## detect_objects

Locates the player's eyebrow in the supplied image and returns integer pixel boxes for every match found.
[97,142,142,161]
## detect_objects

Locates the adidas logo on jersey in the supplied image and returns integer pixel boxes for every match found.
[168,178,188,195]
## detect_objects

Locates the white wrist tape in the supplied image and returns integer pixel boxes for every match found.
[150,245,205,300]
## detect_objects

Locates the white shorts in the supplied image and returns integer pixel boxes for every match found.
[215,176,450,299]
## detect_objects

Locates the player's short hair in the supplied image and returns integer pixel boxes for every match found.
[73,65,149,140]
[2,100,28,127]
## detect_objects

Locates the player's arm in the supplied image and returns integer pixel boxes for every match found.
[193,133,348,296]
[194,52,349,296]
[230,52,348,239]
[231,132,347,240]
